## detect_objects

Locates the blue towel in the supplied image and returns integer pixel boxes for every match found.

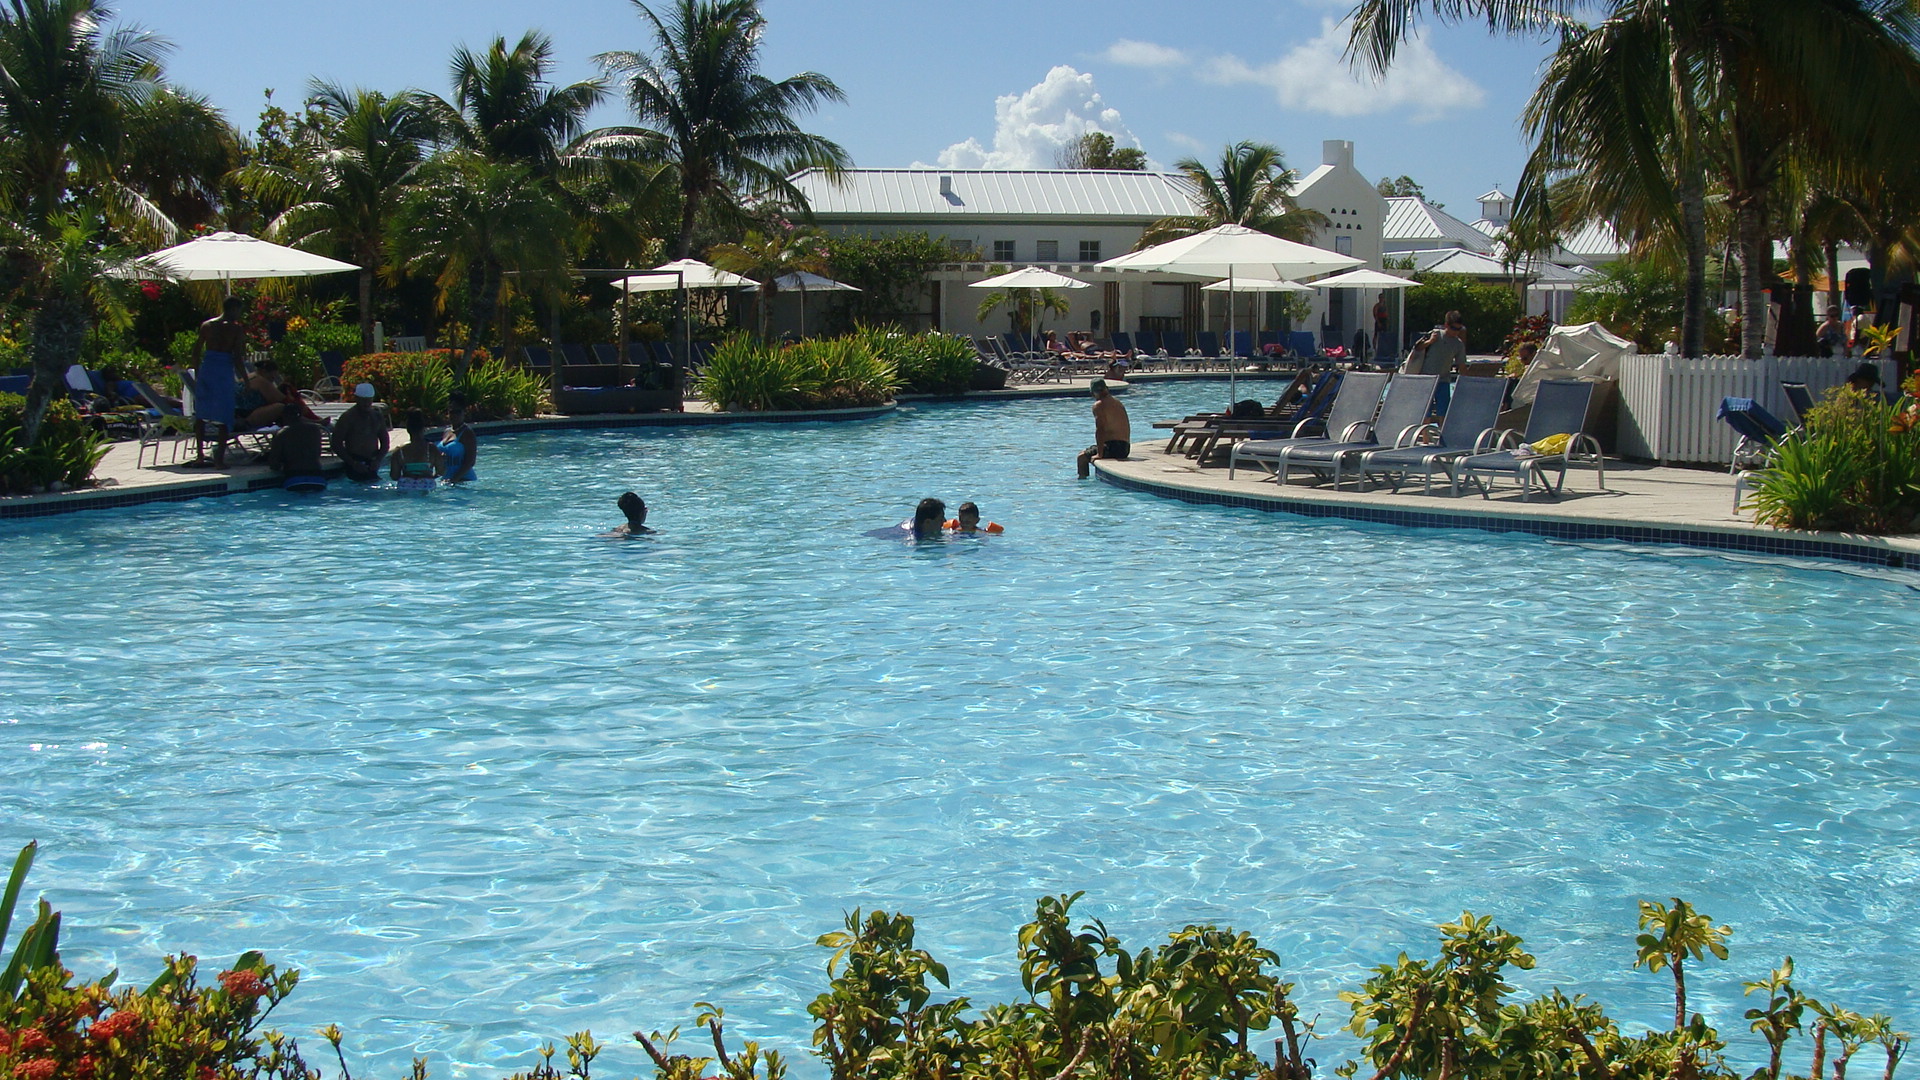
[196,352,237,427]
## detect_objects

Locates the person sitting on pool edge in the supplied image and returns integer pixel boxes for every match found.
[264,406,325,490]
[608,491,655,535]
[1076,379,1131,479]
[438,395,477,483]
[946,502,1003,534]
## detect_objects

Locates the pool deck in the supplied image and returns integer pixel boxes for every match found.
[1096,440,1920,569]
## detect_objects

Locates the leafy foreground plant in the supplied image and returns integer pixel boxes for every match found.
[1,844,1909,1080]
[1750,385,1920,533]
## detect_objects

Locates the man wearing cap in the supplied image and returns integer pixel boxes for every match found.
[1076,379,1130,478]
[331,382,390,482]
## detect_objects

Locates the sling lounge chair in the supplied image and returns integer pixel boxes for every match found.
[1270,374,1437,489]
[1718,396,1789,512]
[1357,376,1509,494]
[1456,379,1606,500]
[1780,382,1816,427]
[1229,371,1388,480]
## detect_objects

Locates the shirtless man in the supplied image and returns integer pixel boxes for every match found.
[1076,379,1131,478]
[330,382,390,482]
[194,297,250,464]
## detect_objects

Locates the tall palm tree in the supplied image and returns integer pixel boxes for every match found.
[1135,142,1325,248]
[239,83,434,352]
[120,85,239,231]
[393,153,571,376]
[707,225,828,338]
[0,0,176,444]
[412,31,606,176]
[596,0,850,259]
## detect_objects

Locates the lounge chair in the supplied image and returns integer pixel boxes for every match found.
[1184,370,1344,462]
[560,343,593,367]
[1357,376,1509,494]
[1781,382,1816,426]
[1270,374,1438,489]
[1230,331,1255,362]
[1455,379,1606,500]
[132,381,192,468]
[1229,371,1389,479]
[521,345,553,369]
[1718,396,1789,512]
[1288,330,1318,359]
[592,343,622,366]
[1162,368,1327,454]
[1196,331,1222,360]
[1110,331,1139,359]
[1161,330,1188,357]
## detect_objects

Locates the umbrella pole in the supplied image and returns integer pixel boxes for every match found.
[1397,288,1405,364]
[1227,267,1236,409]
[799,282,807,340]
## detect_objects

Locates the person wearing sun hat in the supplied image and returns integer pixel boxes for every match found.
[330,381,389,482]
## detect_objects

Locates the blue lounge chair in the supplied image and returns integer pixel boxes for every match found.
[1229,371,1389,479]
[560,343,593,367]
[1271,374,1438,489]
[1161,330,1188,356]
[132,381,190,467]
[1718,396,1789,511]
[1230,331,1254,360]
[1781,382,1815,426]
[1288,330,1318,358]
[1456,379,1605,500]
[521,345,553,369]
[1196,331,1222,358]
[1357,376,1509,494]
[1110,331,1138,358]
[1257,330,1281,353]
[592,343,621,366]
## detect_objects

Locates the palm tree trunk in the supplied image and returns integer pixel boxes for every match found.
[676,186,702,260]
[1738,196,1772,359]
[1672,49,1708,359]
[21,291,89,448]
[1672,954,1687,1029]
[759,282,774,340]
[459,260,489,380]
[359,267,376,354]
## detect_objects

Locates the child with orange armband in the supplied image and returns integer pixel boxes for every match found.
[946,502,1004,534]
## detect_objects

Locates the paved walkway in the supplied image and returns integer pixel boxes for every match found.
[1096,438,1920,568]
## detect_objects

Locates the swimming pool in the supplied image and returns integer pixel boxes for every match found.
[4,381,1917,1076]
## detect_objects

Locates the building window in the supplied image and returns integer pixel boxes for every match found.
[1079,240,1101,262]
[1035,240,1060,262]
[993,240,1016,262]
[1334,235,1354,255]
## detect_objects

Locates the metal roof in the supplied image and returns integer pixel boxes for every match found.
[1476,186,1511,204]
[788,168,1202,220]
[1406,247,1590,283]
[1558,219,1628,258]
[1382,197,1495,253]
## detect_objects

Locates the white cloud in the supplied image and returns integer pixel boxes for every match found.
[1201,19,1484,122]
[1163,131,1207,153]
[1102,39,1189,68]
[933,66,1143,169]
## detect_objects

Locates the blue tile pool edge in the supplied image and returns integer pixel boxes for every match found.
[1095,466,1916,570]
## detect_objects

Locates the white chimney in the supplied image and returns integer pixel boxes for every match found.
[1322,140,1354,170]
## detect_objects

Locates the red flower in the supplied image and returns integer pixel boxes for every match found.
[74,1055,98,1080]
[217,969,268,1000]
[139,280,162,301]
[198,1068,218,1080]
[90,1010,143,1043]
[14,1059,56,1080]
[0,1030,11,1055]
[15,1030,52,1054]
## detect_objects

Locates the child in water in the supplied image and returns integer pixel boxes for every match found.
[946,502,1003,534]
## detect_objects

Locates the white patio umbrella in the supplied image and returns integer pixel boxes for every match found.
[1099,224,1362,402]
[1202,277,1315,358]
[132,231,359,286]
[771,271,859,338]
[968,267,1089,348]
[1311,268,1421,361]
[614,258,758,293]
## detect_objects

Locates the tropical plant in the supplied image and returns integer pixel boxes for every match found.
[412,31,607,175]
[708,225,829,339]
[821,232,958,329]
[596,0,851,258]
[874,330,978,395]
[1637,898,1732,1030]
[975,285,1070,338]
[1137,141,1326,248]
[3,209,137,445]
[693,332,893,410]
[693,333,806,410]
[393,154,571,375]
[1750,385,1920,533]
[1403,273,1522,353]
[240,83,434,352]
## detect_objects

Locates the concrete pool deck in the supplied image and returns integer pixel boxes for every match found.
[1095,440,1920,569]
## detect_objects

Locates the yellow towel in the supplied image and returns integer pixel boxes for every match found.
[1531,433,1572,455]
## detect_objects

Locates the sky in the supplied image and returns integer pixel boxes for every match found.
[116,0,1561,216]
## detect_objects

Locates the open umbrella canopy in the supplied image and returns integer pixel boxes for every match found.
[967,266,1091,290]
[1096,223,1362,280]
[132,231,358,280]
[771,271,859,292]
[615,258,758,293]
[1201,277,1315,293]
[1310,268,1420,290]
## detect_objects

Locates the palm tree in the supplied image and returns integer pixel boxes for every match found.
[976,287,1070,340]
[1136,141,1326,249]
[1634,897,1730,1029]
[596,0,851,259]
[119,85,239,232]
[4,209,133,443]
[393,154,571,376]
[240,82,434,352]
[707,225,828,338]
[0,0,176,444]
[412,31,606,176]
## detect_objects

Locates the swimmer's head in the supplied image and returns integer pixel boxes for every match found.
[617,491,647,528]
[913,497,945,536]
[406,408,426,438]
[957,502,980,527]
[1090,379,1108,397]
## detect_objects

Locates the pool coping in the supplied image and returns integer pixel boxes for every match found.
[1094,456,1920,569]
[0,402,899,520]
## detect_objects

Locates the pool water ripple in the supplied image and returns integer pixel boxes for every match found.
[4,382,1919,1075]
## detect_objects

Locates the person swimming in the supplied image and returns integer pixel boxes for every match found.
[946,502,1003,534]
[604,491,655,536]
[910,497,946,539]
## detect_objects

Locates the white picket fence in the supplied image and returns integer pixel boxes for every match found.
[1615,355,1895,465]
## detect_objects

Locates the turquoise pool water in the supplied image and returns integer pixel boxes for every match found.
[4,381,1918,1076]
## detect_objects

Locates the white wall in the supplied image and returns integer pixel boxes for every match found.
[1290,139,1388,351]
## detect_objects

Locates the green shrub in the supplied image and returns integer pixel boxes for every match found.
[696,333,896,411]
[337,350,543,421]
[270,322,360,390]
[1404,273,1524,353]
[695,334,808,411]
[0,394,110,493]
[458,356,548,420]
[1750,386,1920,533]
[877,329,977,395]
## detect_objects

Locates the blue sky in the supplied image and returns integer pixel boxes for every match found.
[117,0,1559,215]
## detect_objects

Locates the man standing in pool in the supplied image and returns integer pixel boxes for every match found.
[1076,380,1130,478]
